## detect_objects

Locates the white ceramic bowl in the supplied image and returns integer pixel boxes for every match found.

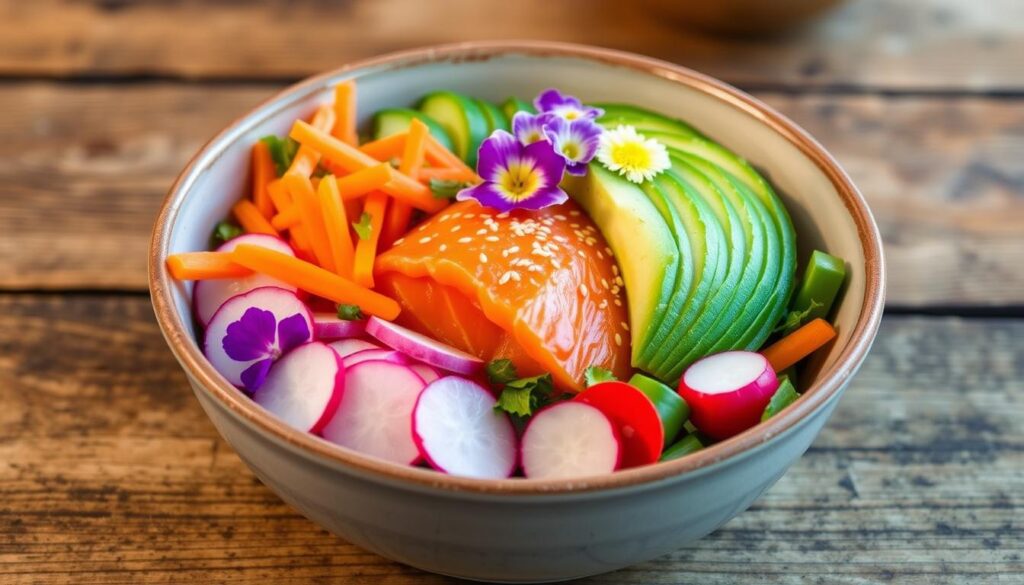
[150,42,885,583]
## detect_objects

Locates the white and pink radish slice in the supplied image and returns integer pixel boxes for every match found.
[342,348,407,368]
[251,341,344,433]
[328,338,381,359]
[413,377,517,478]
[194,234,297,326]
[203,287,313,390]
[365,316,484,376]
[409,363,441,384]
[678,350,779,440]
[321,360,425,464]
[313,312,366,340]
[521,402,621,479]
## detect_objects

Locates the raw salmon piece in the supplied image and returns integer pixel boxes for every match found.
[375,200,630,392]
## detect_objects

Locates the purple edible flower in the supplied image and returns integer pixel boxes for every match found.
[457,130,567,212]
[543,116,602,176]
[512,111,555,145]
[222,307,310,391]
[534,89,603,121]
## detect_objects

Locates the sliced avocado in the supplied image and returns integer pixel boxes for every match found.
[418,91,490,167]
[370,108,455,153]
[475,98,510,133]
[595,103,704,139]
[563,164,679,365]
[501,96,535,121]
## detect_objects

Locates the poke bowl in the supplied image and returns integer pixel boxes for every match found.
[150,41,885,582]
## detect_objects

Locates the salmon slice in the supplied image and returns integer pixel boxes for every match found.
[375,200,630,392]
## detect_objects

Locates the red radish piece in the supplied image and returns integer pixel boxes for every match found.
[203,287,313,390]
[365,316,484,375]
[313,312,366,340]
[251,341,344,433]
[342,348,407,368]
[521,402,621,479]
[575,381,664,468]
[328,338,380,358]
[679,351,779,440]
[321,360,425,464]
[413,377,517,478]
[193,234,297,326]
[409,363,441,384]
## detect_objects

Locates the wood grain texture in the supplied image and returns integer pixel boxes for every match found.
[0,294,1021,584]
[2,84,1022,304]
[0,0,1021,90]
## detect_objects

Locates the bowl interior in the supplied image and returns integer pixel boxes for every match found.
[158,45,878,488]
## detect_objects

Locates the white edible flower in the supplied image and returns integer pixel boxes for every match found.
[596,125,671,184]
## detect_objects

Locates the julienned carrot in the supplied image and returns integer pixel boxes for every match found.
[318,176,356,277]
[271,206,301,231]
[289,121,444,213]
[287,105,335,177]
[267,180,313,254]
[331,80,358,146]
[381,119,429,247]
[266,179,292,213]
[424,133,477,178]
[761,318,837,373]
[352,192,388,288]
[251,142,276,218]
[230,244,400,320]
[166,252,251,280]
[360,133,480,183]
[232,199,280,237]
[283,172,336,272]
[417,166,480,183]
[335,163,393,199]
[358,133,404,160]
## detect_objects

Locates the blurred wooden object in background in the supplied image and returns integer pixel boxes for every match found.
[646,0,846,36]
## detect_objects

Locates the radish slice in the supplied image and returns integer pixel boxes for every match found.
[313,312,366,340]
[328,338,380,358]
[521,402,621,479]
[194,234,297,326]
[679,351,779,440]
[365,317,484,375]
[574,381,664,468]
[409,363,441,384]
[342,348,407,368]
[321,360,425,464]
[413,377,517,478]
[203,287,313,390]
[251,341,344,433]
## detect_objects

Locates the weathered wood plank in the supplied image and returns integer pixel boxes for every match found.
[0,294,1021,583]
[0,0,1021,91]
[2,84,1022,304]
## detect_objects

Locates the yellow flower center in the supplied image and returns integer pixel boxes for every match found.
[562,142,580,160]
[564,110,580,121]
[497,160,541,202]
[609,142,653,171]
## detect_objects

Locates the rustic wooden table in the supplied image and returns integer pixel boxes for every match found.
[1,1,1022,583]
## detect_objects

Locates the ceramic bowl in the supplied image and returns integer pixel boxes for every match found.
[150,41,885,583]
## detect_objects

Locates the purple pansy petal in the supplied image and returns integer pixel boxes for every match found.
[475,130,521,183]
[534,89,582,113]
[565,161,590,176]
[277,313,311,354]
[514,186,568,210]
[512,111,553,146]
[522,139,567,188]
[543,117,601,173]
[456,182,520,212]
[240,358,273,392]
[223,307,276,361]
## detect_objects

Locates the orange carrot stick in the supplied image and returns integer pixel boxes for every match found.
[166,252,251,280]
[381,119,429,247]
[283,172,336,272]
[358,132,404,160]
[335,163,393,199]
[268,179,313,254]
[417,166,480,183]
[761,318,837,373]
[266,179,292,213]
[271,206,301,231]
[318,175,356,277]
[331,80,358,146]
[232,199,280,237]
[251,142,276,218]
[424,134,477,178]
[352,192,388,288]
[287,105,335,177]
[230,244,400,320]
[289,121,444,213]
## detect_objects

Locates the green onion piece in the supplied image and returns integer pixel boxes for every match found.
[788,250,847,331]
[761,378,800,422]
[660,434,705,462]
[629,373,690,447]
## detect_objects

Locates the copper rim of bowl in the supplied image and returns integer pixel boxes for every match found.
[150,40,885,495]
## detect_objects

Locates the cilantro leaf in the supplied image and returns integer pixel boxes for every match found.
[486,359,518,385]
[494,373,555,419]
[429,178,473,200]
[774,299,824,335]
[584,366,616,387]
[336,304,364,321]
[352,212,373,240]
[210,220,243,248]
[260,135,300,177]
[494,385,534,418]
